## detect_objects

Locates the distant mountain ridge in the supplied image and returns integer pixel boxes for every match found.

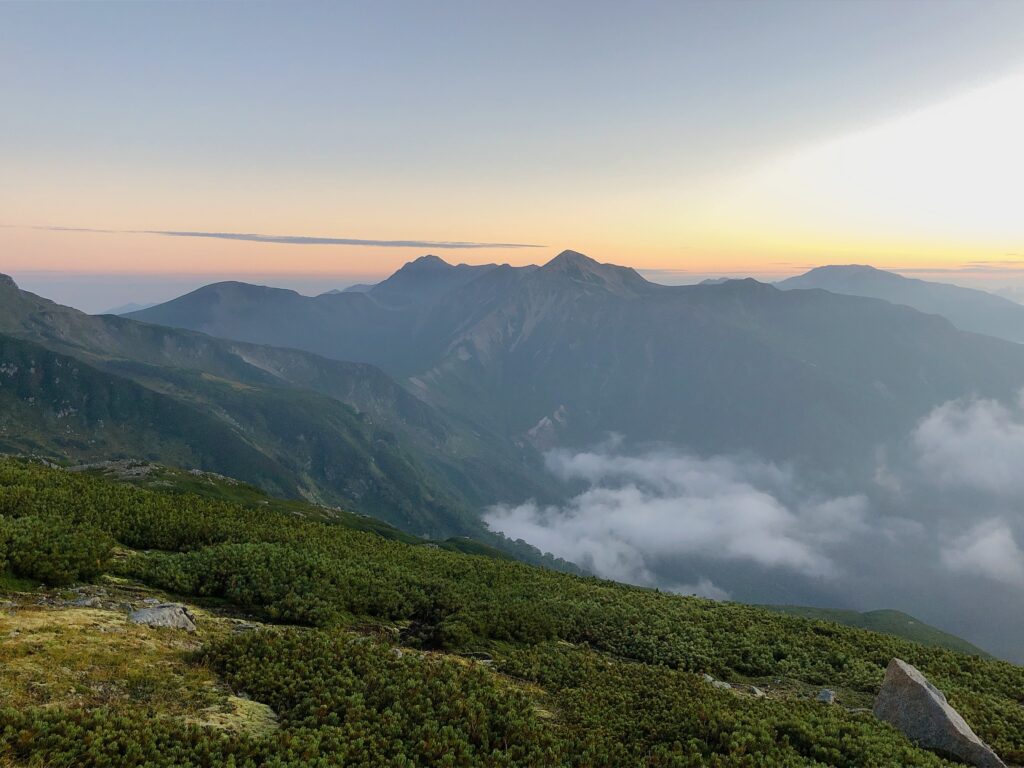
[129,250,1024,485]
[778,264,1024,343]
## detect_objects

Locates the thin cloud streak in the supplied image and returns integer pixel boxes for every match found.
[17,225,544,250]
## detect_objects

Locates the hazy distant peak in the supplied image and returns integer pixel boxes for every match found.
[779,263,1024,343]
[800,264,895,279]
[704,277,777,295]
[193,281,301,299]
[101,302,155,316]
[0,274,17,291]
[319,284,375,296]
[780,265,911,291]
[807,264,880,272]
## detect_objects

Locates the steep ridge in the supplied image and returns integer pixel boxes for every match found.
[0,276,553,536]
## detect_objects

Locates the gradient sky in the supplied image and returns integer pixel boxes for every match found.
[3,0,1024,311]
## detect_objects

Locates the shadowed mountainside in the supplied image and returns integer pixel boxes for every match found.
[0,274,556,538]
[130,252,1024,484]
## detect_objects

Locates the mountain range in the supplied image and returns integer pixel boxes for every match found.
[10,252,1024,658]
[128,251,1024,486]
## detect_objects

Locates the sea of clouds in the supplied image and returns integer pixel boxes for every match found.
[486,392,1024,660]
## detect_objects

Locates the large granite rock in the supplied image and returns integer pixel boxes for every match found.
[873,658,1005,768]
[128,603,197,632]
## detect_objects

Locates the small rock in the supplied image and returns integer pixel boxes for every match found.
[750,686,766,698]
[73,596,102,608]
[701,673,715,683]
[142,597,161,605]
[712,680,732,691]
[128,603,197,632]
[817,689,836,704]
[873,658,1005,768]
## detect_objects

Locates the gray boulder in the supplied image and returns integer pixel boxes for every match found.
[816,689,836,704]
[128,603,197,632]
[873,658,1005,768]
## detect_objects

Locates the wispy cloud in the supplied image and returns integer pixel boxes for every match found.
[19,225,543,250]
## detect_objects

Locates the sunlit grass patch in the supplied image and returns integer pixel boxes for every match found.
[0,602,221,719]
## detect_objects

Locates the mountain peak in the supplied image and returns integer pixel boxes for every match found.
[783,264,907,289]
[0,274,17,291]
[544,250,601,270]
[404,254,452,271]
[535,250,650,295]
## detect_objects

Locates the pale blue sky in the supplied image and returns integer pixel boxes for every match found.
[3,1,1024,310]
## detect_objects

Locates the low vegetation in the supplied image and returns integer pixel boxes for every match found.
[1,458,1021,766]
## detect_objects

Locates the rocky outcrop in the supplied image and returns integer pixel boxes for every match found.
[873,658,1005,768]
[128,603,197,632]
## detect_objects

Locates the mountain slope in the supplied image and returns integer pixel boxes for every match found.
[779,264,1024,343]
[0,275,552,536]
[0,334,288,488]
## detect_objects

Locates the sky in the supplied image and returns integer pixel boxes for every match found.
[3,0,1024,312]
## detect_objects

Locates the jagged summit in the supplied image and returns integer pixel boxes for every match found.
[537,249,649,293]
[368,254,499,308]
[404,254,451,270]
[543,249,600,269]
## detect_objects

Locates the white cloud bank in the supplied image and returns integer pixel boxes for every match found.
[488,392,1024,603]
[486,447,867,588]
[942,520,1024,588]
[914,393,1024,497]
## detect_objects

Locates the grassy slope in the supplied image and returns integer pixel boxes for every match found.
[764,605,992,658]
[77,459,519,562]
[95,458,981,653]
[2,459,1022,767]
